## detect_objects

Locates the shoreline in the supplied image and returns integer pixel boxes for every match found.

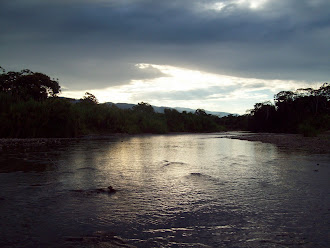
[1,131,330,154]
[228,132,330,154]
[0,132,218,150]
[0,137,79,152]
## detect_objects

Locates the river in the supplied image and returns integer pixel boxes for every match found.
[0,133,329,247]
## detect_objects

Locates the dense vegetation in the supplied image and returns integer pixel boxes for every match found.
[249,83,330,136]
[222,83,330,136]
[0,68,225,138]
[1,67,328,138]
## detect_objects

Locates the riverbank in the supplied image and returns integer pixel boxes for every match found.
[1,132,330,154]
[0,134,131,152]
[229,132,330,154]
[0,138,78,152]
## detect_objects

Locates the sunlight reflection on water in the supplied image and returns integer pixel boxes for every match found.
[0,133,329,247]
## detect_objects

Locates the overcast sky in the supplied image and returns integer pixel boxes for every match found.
[1,0,329,114]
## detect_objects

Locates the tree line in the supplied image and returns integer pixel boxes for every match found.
[219,83,329,136]
[1,67,328,138]
[0,68,225,138]
[246,83,330,136]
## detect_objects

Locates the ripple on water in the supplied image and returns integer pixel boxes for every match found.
[185,172,223,185]
[160,160,187,167]
[0,135,329,248]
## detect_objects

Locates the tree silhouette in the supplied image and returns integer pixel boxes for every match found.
[244,84,330,134]
[133,102,155,114]
[195,109,207,116]
[81,92,99,104]
[0,68,60,101]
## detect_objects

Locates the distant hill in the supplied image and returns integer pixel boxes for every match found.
[173,107,233,117]
[60,98,233,117]
[60,97,80,103]
[107,102,232,117]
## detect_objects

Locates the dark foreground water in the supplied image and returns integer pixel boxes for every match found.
[0,133,329,248]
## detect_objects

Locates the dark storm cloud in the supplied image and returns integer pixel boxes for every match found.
[3,0,324,43]
[1,0,329,90]
[58,62,168,90]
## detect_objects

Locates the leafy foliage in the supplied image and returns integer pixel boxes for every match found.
[3,67,327,137]
[0,68,60,101]
[0,68,225,137]
[81,92,99,104]
[221,83,330,135]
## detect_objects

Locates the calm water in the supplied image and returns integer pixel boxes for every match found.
[0,133,329,247]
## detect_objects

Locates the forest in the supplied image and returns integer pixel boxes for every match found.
[0,67,329,138]
[0,68,224,137]
[243,83,330,136]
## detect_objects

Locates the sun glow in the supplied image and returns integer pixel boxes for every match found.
[209,2,226,11]
[206,0,269,11]
[240,0,269,9]
[61,64,322,114]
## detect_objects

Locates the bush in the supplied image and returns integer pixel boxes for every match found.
[298,123,319,137]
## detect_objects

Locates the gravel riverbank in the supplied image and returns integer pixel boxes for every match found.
[0,134,129,152]
[229,132,330,154]
[1,132,330,154]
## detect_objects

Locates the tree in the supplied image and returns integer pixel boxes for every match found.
[0,68,60,101]
[195,109,207,116]
[81,92,99,104]
[249,101,276,131]
[274,90,295,108]
[313,83,330,115]
[316,83,330,99]
[164,108,184,132]
[132,102,155,114]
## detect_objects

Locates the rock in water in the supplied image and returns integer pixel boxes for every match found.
[108,186,117,193]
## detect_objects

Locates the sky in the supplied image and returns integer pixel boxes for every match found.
[1,0,330,114]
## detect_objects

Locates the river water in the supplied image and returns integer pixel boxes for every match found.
[0,133,329,247]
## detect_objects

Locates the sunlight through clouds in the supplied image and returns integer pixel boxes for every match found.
[205,0,269,11]
[206,2,226,11]
[61,64,322,114]
[2,0,330,115]
[239,0,269,9]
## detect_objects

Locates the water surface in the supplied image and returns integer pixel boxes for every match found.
[0,133,329,247]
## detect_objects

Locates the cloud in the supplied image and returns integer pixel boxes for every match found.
[59,63,322,114]
[138,86,238,101]
[59,61,168,90]
[0,0,329,112]
[1,0,329,82]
